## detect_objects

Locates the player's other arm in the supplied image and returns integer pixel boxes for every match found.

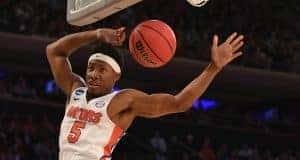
[46,28,126,95]
[128,63,220,118]
[130,33,244,118]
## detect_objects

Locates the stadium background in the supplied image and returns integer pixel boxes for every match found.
[0,0,299,159]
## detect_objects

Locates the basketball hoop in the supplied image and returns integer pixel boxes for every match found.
[67,0,143,26]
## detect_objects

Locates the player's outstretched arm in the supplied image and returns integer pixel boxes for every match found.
[46,27,126,95]
[129,33,244,118]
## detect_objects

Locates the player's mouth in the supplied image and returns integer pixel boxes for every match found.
[87,81,101,88]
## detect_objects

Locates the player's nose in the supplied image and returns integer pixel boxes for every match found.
[89,69,98,77]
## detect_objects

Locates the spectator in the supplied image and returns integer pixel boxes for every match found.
[199,136,216,160]
[237,144,253,159]
[167,136,182,160]
[217,144,229,160]
[150,131,167,160]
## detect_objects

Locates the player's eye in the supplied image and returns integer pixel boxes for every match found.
[100,67,105,72]
[87,66,93,71]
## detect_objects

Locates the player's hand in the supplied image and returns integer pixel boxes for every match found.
[211,32,244,69]
[97,27,126,46]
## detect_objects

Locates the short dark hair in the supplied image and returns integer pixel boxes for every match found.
[92,43,124,72]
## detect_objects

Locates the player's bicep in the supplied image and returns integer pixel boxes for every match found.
[129,90,180,118]
[46,47,83,95]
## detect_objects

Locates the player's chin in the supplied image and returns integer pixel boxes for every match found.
[87,85,102,94]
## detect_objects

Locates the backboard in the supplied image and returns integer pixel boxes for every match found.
[67,0,142,26]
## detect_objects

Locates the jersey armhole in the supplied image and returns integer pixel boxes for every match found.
[105,91,126,131]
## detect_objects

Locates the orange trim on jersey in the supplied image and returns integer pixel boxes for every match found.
[100,126,123,160]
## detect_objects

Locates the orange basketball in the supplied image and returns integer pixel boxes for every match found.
[129,20,177,68]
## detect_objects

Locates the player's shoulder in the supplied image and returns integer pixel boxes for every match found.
[110,89,148,114]
[70,74,86,93]
[107,89,143,115]
[117,88,148,99]
[106,89,149,111]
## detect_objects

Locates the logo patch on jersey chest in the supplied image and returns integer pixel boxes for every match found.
[95,101,106,108]
[73,89,85,101]
[75,89,84,96]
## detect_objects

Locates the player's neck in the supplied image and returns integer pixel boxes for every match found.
[86,89,113,101]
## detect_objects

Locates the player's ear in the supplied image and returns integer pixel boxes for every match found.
[114,73,121,83]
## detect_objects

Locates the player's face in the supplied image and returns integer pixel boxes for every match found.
[86,60,120,96]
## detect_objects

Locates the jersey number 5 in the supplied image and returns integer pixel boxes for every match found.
[68,121,86,143]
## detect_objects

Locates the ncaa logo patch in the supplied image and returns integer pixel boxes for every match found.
[75,89,84,96]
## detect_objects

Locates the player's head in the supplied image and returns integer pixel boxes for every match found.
[86,44,124,96]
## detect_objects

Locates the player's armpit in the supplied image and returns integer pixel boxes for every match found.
[127,89,186,118]
[46,45,84,96]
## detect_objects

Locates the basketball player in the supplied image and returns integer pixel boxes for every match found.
[46,27,244,160]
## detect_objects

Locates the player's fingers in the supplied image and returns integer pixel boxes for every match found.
[120,27,126,32]
[117,27,126,34]
[213,35,218,47]
[120,29,126,38]
[232,51,243,59]
[115,27,124,35]
[231,35,244,47]
[120,33,126,42]
[116,27,126,40]
[232,41,244,53]
[226,32,238,44]
[116,32,125,43]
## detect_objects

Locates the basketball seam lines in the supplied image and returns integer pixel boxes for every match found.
[141,25,175,53]
[136,30,166,63]
[130,33,141,63]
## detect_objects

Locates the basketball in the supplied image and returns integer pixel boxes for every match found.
[129,20,177,68]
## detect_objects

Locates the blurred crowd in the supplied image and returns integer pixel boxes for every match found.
[148,131,299,160]
[0,72,64,102]
[0,108,59,160]
[0,0,299,73]
[0,106,298,160]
